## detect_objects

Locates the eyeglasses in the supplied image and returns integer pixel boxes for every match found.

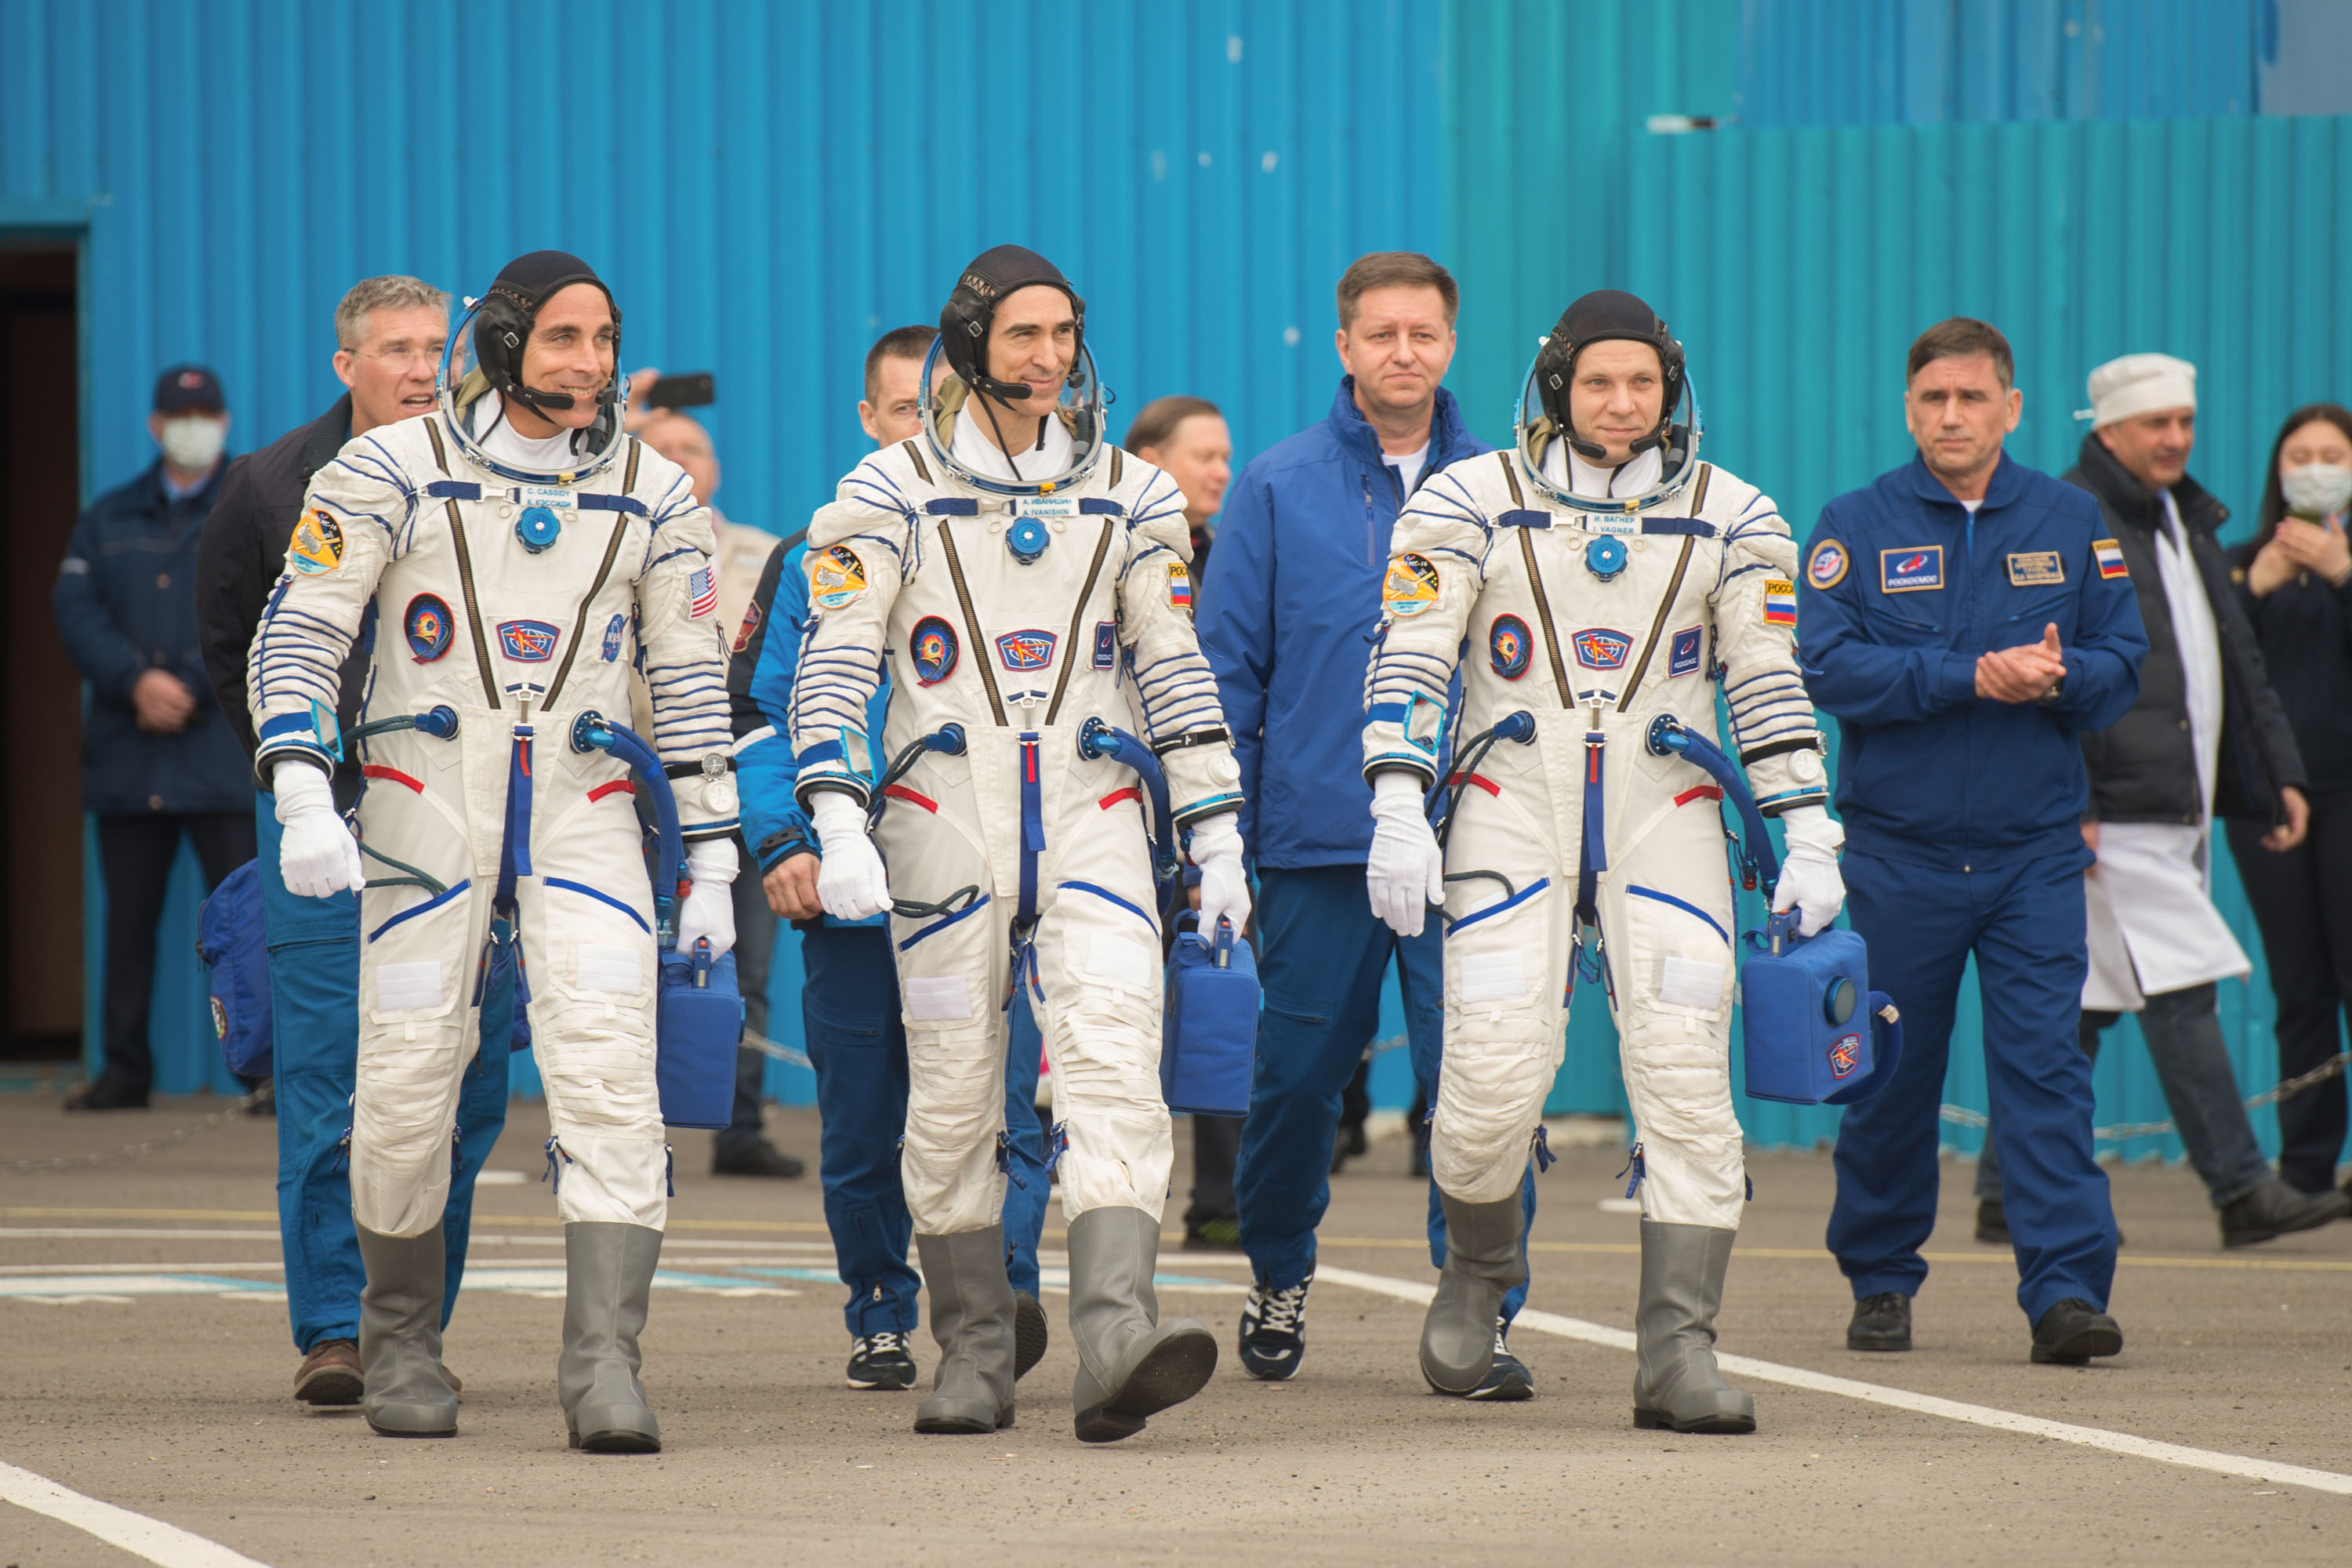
[352,343,448,372]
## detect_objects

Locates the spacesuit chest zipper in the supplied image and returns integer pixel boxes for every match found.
[1042,517,1116,724]
[932,521,1008,726]
[444,503,501,709]
[1515,528,1575,706]
[1616,535,1697,712]
[540,514,632,706]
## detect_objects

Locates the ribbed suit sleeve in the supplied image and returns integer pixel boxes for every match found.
[1709,483,1830,815]
[1116,463,1241,822]
[633,458,735,837]
[788,456,912,806]
[1360,464,1490,785]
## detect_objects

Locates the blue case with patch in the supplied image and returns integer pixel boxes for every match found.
[196,859,274,1079]
[1740,916,1901,1106]
[656,938,743,1130]
[1161,917,1260,1117]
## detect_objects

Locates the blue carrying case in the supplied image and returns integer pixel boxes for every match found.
[655,938,743,1131]
[1740,913,1902,1107]
[1161,916,1260,1117]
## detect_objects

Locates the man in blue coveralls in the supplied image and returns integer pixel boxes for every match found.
[194,276,512,1405]
[1798,318,2147,1364]
[1200,252,1534,1398]
[731,324,1052,1396]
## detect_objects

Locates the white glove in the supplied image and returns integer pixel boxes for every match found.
[1366,770,1445,937]
[1186,811,1252,941]
[272,761,361,898]
[675,837,739,956]
[1771,804,1847,938]
[810,790,891,922]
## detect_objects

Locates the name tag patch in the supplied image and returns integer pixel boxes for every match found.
[1762,578,1797,626]
[2094,538,2129,579]
[1880,545,1944,593]
[517,485,573,510]
[1668,626,1704,677]
[1020,495,1080,519]
[2007,550,2064,586]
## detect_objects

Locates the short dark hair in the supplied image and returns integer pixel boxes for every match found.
[863,325,938,405]
[1124,395,1222,455]
[1337,252,1459,329]
[1907,318,2014,389]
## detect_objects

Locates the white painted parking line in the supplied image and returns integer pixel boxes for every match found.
[1314,1264,2352,1499]
[0,1459,268,1567]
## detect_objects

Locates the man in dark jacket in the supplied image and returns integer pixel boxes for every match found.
[194,276,512,1406]
[1198,252,1534,1396]
[56,365,256,1109]
[1974,354,2347,1248]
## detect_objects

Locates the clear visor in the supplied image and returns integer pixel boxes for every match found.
[917,336,1108,496]
[434,296,628,485]
[1512,347,1704,515]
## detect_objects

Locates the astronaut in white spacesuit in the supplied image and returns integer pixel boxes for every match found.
[789,245,1249,1443]
[249,251,737,1451]
[1359,290,1846,1433]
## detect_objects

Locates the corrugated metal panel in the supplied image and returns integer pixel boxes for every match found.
[1,0,1451,1096]
[1733,0,2265,128]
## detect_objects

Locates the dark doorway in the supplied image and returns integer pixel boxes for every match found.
[1,245,84,1061]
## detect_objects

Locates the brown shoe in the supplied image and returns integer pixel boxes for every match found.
[295,1340,364,1406]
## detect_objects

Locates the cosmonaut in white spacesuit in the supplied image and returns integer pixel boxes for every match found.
[788,246,1250,1443]
[248,251,738,1451]
[1358,290,1846,1433]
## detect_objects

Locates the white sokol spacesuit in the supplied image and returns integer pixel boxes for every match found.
[1359,291,1843,1433]
[248,252,735,1451]
[789,247,1243,1443]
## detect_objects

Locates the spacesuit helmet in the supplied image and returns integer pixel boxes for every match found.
[437,249,630,483]
[924,245,1108,495]
[1517,289,1704,514]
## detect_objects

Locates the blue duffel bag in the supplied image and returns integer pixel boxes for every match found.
[196,858,273,1079]
[1161,916,1259,1117]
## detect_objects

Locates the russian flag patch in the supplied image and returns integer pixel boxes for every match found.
[2093,538,2129,580]
[1762,577,1797,627]
[688,565,718,619]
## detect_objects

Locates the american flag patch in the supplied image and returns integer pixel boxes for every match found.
[2093,538,2129,579]
[688,565,717,619]
[1762,577,1797,626]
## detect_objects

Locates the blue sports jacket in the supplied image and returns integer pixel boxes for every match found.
[1798,452,2147,871]
[1198,378,1490,869]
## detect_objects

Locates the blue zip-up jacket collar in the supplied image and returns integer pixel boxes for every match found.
[1198,377,1490,868]
[1797,451,2147,871]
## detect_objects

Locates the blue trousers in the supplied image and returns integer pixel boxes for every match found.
[1236,863,1534,1318]
[1828,850,2118,1324]
[259,794,511,1352]
[800,921,1048,1334]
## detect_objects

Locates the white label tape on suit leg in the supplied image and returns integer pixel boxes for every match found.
[1084,935,1152,989]
[374,960,445,1013]
[1658,955,1726,1009]
[576,944,644,994]
[905,975,974,1022]
[1457,950,1526,1004]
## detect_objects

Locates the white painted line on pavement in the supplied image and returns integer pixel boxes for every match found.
[1314,1264,2352,1499]
[0,1460,269,1566]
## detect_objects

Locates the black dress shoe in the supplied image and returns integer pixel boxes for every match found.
[711,1138,806,1178]
[1974,1197,2009,1244]
[64,1075,149,1111]
[2030,1298,2122,1364]
[1847,1292,1911,1352]
[2220,1178,2350,1248]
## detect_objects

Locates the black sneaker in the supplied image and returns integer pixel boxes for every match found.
[1238,1276,1311,1381]
[1013,1290,1049,1381]
[1974,1197,2009,1244]
[2030,1298,2122,1365]
[712,1138,806,1178]
[1847,1292,1911,1352]
[2219,1178,2350,1248]
[846,1330,917,1390]
[1461,1319,1534,1401]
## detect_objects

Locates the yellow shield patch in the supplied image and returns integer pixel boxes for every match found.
[289,509,343,575]
[808,545,866,611]
[1382,553,1441,618]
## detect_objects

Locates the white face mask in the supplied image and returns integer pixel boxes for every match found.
[2281,462,2352,519]
[160,415,226,473]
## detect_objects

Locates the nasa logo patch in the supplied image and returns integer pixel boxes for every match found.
[601,612,626,662]
[1668,626,1704,678]
[1805,537,1849,589]
[1382,553,1440,618]
[996,629,1058,673]
[808,546,866,612]
[289,509,343,575]
[1571,627,1633,670]
[496,619,560,662]
[1093,621,1118,670]
[1828,1033,1863,1080]
[1880,545,1944,593]
[731,598,762,653]
[402,593,453,663]
[1488,614,1532,680]
[913,616,960,686]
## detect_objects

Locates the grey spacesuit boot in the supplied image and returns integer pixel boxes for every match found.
[1631,1220,1755,1434]
[355,1223,459,1438]
[913,1227,1018,1434]
[1066,1206,1218,1443]
[1419,1192,1530,1395]
[557,1222,664,1454]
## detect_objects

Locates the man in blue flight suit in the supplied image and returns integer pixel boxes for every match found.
[1798,318,2148,1364]
[730,324,1052,1396]
[1200,252,1535,1397]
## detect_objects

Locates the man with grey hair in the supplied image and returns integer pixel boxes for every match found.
[197,274,515,1406]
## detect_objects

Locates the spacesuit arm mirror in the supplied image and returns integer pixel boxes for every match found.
[1708,488,1830,817]
[787,480,909,808]
[1360,470,1488,786]
[634,461,739,839]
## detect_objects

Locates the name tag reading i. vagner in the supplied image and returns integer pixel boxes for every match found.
[2006,550,2064,587]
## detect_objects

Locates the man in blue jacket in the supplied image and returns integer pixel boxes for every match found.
[1798,318,2147,1365]
[56,365,257,1110]
[731,325,1051,1397]
[1200,252,1534,1397]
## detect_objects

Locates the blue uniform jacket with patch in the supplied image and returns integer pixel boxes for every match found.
[1797,452,2147,871]
[1197,378,1490,869]
[729,532,888,927]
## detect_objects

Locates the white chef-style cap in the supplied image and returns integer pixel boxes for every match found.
[2078,353,2198,427]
